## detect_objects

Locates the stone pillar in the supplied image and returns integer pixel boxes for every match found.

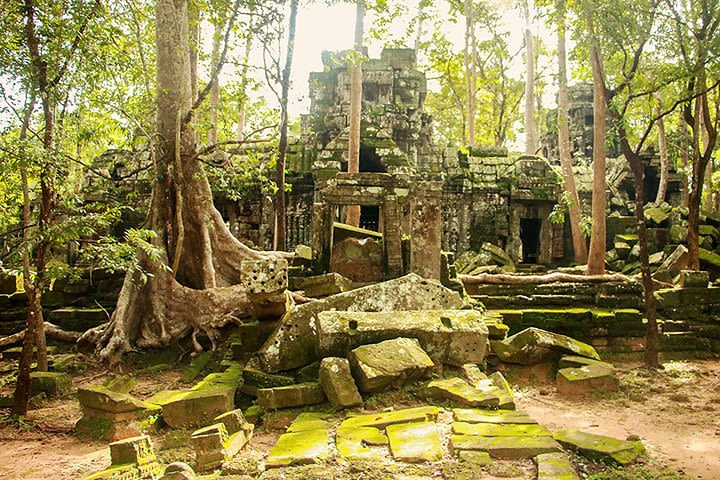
[410,182,442,280]
[382,195,404,278]
[311,202,333,274]
[240,259,290,320]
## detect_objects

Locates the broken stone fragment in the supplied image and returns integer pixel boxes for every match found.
[336,424,388,458]
[653,244,688,283]
[340,406,440,429]
[240,258,290,320]
[317,309,489,366]
[386,421,443,463]
[103,374,136,395]
[265,426,329,468]
[258,274,464,372]
[556,363,619,395]
[348,337,434,392]
[160,462,196,480]
[534,452,579,480]
[297,272,356,297]
[452,408,537,424]
[493,327,600,365]
[558,355,615,370]
[460,363,487,388]
[318,357,363,409]
[110,434,158,466]
[677,269,710,288]
[286,412,331,432]
[29,371,72,398]
[552,430,645,465]
[424,377,500,407]
[488,371,515,409]
[450,434,562,459]
[158,388,235,429]
[452,422,550,437]
[457,450,493,465]
[256,382,325,410]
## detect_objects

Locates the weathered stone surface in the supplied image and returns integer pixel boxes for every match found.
[450,434,562,459]
[317,309,489,366]
[493,327,600,365]
[213,409,251,435]
[29,372,71,398]
[159,388,234,429]
[460,364,487,387]
[349,337,434,392]
[453,408,537,424]
[104,375,137,395]
[488,372,515,409]
[340,406,440,428]
[653,244,688,282]
[78,386,156,414]
[535,452,579,480]
[257,382,325,410]
[556,364,619,395]
[336,424,388,458]
[296,272,355,297]
[424,377,500,407]
[110,435,157,466]
[330,236,383,283]
[318,357,363,409]
[160,462,195,480]
[457,450,493,464]
[191,423,229,471]
[558,355,614,370]
[259,274,464,372]
[240,258,289,320]
[286,412,331,432]
[452,422,550,437]
[677,269,710,288]
[265,428,329,468]
[386,421,443,463]
[553,430,645,465]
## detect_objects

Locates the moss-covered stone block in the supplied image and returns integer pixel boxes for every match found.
[556,364,619,395]
[387,421,443,463]
[341,406,440,429]
[552,430,645,465]
[424,377,501,407]
[318,357,363,410]
[256,383,325,410]
[493,327,600,365]
[535,452,579,480]
[452,408,536,425]
[265,427,329,468]
[450,434,562,459]
[349,337,434,392]
[29,371,72,398]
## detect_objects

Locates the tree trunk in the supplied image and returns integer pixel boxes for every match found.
[274,0,299,251]
[84,0,286,364]
[346,0,365,227]
[237,27,254,140]
[586,40,607,275]
[208,20,222,146]
[655,100,669,204]
[556,0,587,264]
[463,0,476,147]
[680,110,690,207]
[523,0,537,155]
[413,0,425,55]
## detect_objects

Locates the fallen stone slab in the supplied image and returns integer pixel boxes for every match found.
[191,423,231,471]
[286,412,331,432]
[349,337,434,392]
[492,327,600,365]
[653,244,688,283]
[452,408,537,424]
[259,274,464,372]
[257,382,325,410]
[387,421,443,463]
[318,357,363,409]
[424,377,500,407]
[553,430,645,465]
[30,371,72,398]
[78,435,163,480]
[340,406,440,429]
[558,356,614,370]
[457,450,493,465]
[488,372,515,409]
[265,428,329,468]
[556,364,619,395]
[317,309,489,366]
[450,434,562,459]
[452,422,550,437]
[240,361,294,396]
[159,462,196,480]
[336,424,388,459]
[296,272,356,297]
[460,364,487,388]
[535,452,579,480]
[76,386,161,441]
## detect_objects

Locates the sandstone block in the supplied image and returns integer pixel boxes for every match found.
[349,337,434,392]
[256,383,325,410]
[318,357,363,409]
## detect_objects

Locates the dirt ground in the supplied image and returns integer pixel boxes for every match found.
[0,358,718,480]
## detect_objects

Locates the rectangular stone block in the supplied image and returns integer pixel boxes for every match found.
[256,383,325,410]
[109,435,157,466]
[450,434,562,459]
[387,422,442,463]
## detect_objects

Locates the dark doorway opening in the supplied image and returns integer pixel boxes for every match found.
[360,146,386,172]
[520,218,541,263]
[360,205,380,231]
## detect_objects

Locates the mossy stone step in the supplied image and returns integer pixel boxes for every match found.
[336,424,388,459]
[424,377,501,407]
[552,430,645,465]
[387,421,443,463]
[535,452,579,480]
[452,422,550,437]
[286,412,331,433]
[341,405,440,429]
[452,408,537,424]
[450,434,562,459]
[265,428,329,468]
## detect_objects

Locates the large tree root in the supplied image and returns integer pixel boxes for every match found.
[0,322,81,350]
[459,272,637,285]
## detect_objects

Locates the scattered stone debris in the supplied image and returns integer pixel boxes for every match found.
[535,452,579,480]
[256,382,325,410]
[553,430,646,465]
[291,272,356,297]
[82,435,162,479]
[556,363,619,395]
[424,377,503,407]
[318,357,363,409]
[76,386,161,441]
[386,421,443,463]
[493,327,600,365]
[265,414,330,468]
[190,409,254,471]
[348,337,435,392]
[29,371,71,398]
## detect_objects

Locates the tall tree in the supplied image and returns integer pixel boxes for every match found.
[346,0,365,227]
[556,0,588,264]
[523,0,538,154]
[274,0,299,251]
[464,0,477,147]
[655,97,670,203]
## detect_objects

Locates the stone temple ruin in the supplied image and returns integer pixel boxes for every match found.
[1,48,720,480]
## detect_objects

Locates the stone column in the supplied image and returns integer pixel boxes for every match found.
[410,182,442,280]
[382,195,403,278]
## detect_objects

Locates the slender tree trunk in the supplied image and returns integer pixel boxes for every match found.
[523,0,537,155]
[586,39,607,275]
[413,0,425,55]
[655,102,669,204]
[237,28,254,140]
[208,20,222,146]
[680,110,690,207]
[556,0,587,264]
[274,0,299,251]
[463,0,476,147]
[346,0,365,227]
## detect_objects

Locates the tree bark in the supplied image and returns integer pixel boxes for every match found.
[1,323,82,350]
[556,0,587,264]
[523,0,537,155]
[346,0,365,227]
[463,0,476,147]
[274,0,299,251]
[586,38,607,275]
[84,0,287,364]
[655,106,669,204]
[236,27,254,140]
[208,19,222,146]
[679,109,690,207]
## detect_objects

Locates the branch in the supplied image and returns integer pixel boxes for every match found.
[182,0,243,126]
[49,0,102,89]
